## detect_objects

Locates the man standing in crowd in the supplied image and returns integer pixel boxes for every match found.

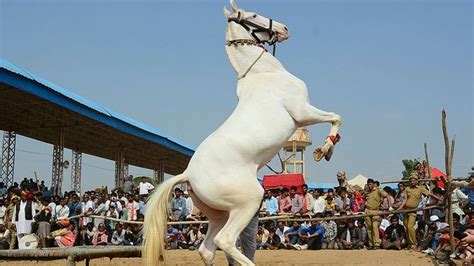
[301,184,314,216]
[364,178,390,249]
[183,191,194,218]
[263,190,279,216]
[138,177,155,197]
[397,173,442,249]
[171,188,188,221]
[289,186,302,215]
[12,191,36,246]
[312,189,326,214]
[123,175,135,194]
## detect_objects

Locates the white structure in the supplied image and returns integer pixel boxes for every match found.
[282,127,312,180]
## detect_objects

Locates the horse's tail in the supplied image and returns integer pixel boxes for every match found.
[143,173,187,266]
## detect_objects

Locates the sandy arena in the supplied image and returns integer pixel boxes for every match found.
[2,249,435,265]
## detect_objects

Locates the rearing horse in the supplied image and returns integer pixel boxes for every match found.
[143,1,342,265]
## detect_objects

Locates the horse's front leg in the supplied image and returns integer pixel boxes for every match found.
[294,104,342,161]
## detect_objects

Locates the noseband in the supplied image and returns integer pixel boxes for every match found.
[227,12,278,56]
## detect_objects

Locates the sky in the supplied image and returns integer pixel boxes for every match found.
[0,0,472,192]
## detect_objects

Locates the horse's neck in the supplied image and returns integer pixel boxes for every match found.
[225,24,284,77]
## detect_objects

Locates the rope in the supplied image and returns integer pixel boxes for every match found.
[238,49,266,79]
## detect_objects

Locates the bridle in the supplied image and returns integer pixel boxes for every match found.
[227,11,278,56]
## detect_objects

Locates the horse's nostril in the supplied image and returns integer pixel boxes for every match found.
[284,26,288,31]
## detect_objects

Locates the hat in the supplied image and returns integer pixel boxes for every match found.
[336,171,345,177]
[429,215,440,222]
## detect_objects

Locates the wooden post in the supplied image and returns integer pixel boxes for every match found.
[424,143,432,181]
[67,255,76,266]
[442,109,455,252]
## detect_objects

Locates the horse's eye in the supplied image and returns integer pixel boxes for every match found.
[253,14,257,18]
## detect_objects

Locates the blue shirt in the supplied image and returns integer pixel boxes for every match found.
[299,225,324,239]
[265,196,279,215]
[284,226,300,237]
[171,196,188,216]
[461,188,474,205]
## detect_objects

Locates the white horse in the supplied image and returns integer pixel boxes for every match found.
[143,1,342,265]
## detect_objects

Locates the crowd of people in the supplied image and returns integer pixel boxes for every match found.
[0,167,472,264]
[0,175,157,249]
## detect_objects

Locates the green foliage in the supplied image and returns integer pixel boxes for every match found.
[402,159,421,180]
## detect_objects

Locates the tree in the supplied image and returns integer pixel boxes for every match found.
[401,159,421,180]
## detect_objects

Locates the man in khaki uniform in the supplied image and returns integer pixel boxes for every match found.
[397,173,441,249]
[364,178,390,249]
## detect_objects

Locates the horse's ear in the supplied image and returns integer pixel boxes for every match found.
[230,0,239,12]
[223,6,232,18]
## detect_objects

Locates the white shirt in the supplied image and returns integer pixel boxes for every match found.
[313,197,326,214]
[452,188,468,216]
[0,206,6,224]
[379,218,390,231]
[55,205,70,219]
[186,197,194,215]
[276,226,290,242]
[13,200,36,235]
[139,182,155,195]
[48,202,57,218]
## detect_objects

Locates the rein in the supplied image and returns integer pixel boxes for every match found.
[228,12,278,55]
[227,13,279,79]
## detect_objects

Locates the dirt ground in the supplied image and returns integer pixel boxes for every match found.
[1,249,435,265]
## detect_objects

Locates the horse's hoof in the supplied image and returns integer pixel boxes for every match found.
[313,148,324,162]
[324,145,335,161]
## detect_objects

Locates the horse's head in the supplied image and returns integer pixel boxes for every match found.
[224,0,289,44]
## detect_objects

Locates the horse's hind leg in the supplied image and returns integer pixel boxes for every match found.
[189,190,227,265]
[199,218,226,265]
[213,202,261,266]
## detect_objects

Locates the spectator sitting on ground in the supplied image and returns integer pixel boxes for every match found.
[382,215,406,250]
[298,214,325,250]
[256,224,269,249]
[47,219,77,248]
[321,211,338,249]
[284,221,303,248]
[165,224,179,250]
[0,224,11,249]
[92,223,108,246]
[416,220,434,253]
[275,221,289,247]
[111,223,129,246]
[264,226,281,250]
[337,219,364,250]
[186,225,204,250]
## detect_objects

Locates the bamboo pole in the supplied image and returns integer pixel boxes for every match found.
[61,207,438,225]
[442,109,455,252]
[0,246,141,260]
[424,143,432,182]
[281,206,438,222]
[380,177,467,185]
